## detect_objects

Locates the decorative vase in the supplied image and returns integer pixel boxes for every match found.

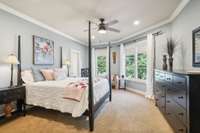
[4,103,13,117]
[162,55,167,70]
[168,56,173,71]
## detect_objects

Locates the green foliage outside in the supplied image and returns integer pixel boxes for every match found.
[97,56,106,75]
[126,55,135,78]
[125,53,147,80]
[137,53,147,80]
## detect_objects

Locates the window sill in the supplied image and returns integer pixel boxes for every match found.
[126,78,146,84]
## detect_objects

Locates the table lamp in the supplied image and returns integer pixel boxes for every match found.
[64,59,70,77]
[6,54,19,87]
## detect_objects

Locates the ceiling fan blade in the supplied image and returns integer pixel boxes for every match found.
[83,27,98,32]
[107,27,120,33]
[106,20,119,26]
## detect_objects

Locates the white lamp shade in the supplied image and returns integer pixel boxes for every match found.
[64,59,70,65]
[6,54,19,64]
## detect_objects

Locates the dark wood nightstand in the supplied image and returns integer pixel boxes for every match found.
[0,85,26,119]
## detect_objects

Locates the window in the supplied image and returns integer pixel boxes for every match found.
[125,40,147,81]
[97,56,107,75]
[137,53,147,80]
[126,54,135,78]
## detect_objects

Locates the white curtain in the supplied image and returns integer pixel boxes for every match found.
[120,44,125,77]
[145,34,155,99]
[92,48,96,78]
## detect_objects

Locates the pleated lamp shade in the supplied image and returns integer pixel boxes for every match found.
[6,54,19,64]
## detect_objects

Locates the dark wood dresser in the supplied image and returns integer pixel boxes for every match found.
[154,69,200,133]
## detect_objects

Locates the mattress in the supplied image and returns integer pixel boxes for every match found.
[25,77,109,117]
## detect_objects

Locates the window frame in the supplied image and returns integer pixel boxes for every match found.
[125,46,147,82]
[96,55,107,76]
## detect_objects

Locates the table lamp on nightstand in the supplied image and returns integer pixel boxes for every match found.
[64,59,70,77]
[6,54,19,87]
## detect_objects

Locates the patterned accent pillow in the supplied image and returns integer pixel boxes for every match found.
[54,68,67,81]
[32,68,45,82]
[41,69,54,80]
[21,70,34,83]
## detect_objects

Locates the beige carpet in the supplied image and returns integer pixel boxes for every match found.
[0,90,173,133]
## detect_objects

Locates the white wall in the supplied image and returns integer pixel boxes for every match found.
[0,9,88,88]
[171,0,200,70]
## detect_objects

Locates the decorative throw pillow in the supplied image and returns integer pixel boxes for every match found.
[32,68,45,82]
[54,68,67,80]
[21,70,34,83]
[41,69,54,80]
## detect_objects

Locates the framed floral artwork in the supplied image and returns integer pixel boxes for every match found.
[33,35,54,65]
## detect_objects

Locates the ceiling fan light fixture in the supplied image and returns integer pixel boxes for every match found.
[98,29,107,34]
[98,25,107,34]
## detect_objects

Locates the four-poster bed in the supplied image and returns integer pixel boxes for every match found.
[16,21,112,131]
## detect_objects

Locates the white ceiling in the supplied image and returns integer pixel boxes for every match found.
[0,0,182,44]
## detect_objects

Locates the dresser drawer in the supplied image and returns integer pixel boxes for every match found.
[172,89,186,109]
[166,112,187,133]
[165,74,173,84]
[157,95,166,113]
[0,87,25,104]
[167,87,186,109]
[166,98,186,125]
[173,76,186,90]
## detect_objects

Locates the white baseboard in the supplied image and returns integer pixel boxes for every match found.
[126,87,145,96]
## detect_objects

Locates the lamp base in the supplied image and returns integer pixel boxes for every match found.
[4,103,13,117]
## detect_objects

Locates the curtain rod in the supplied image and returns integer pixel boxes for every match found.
[92,30,163,48]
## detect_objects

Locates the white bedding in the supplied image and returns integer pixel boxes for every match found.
[25,78,109,117]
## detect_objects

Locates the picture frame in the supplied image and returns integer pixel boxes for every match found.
[33,35,54,65]
[112,52,116,64]
[192,27,200,67]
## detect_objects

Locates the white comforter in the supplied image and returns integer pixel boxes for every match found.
[25,78,109,117]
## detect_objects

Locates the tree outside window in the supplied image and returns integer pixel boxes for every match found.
[137,53,147,80]
[97,56,106,75]
[126,55,135,78]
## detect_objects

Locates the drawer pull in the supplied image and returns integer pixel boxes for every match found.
[161,96,165,98]
[167,78,171,80]
[177,81,183,84]
[178,96,184,99]
[166,100,170,103]
[178,112,184,116]
[178,128,184,132]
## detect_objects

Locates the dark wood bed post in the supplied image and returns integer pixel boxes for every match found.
[60,47,63,68]
[17,35,22,86]
[108,43,112,101]
[88,21,94,132]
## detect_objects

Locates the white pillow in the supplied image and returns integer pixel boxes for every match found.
[21,70,34,83]
[54,68,67,81]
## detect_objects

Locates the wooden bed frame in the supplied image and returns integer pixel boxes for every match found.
[16,21,112,132]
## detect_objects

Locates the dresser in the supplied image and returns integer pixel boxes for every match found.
[0,86,26,118]
[154,69,200,133]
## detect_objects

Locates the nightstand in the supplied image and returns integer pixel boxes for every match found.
[0,85,26,118]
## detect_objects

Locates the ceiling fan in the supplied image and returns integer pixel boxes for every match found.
[84,18,120,34]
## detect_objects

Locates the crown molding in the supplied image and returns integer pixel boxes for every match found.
[0,0,190,46]
[0,2,87,45]
[96,0,191,45]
